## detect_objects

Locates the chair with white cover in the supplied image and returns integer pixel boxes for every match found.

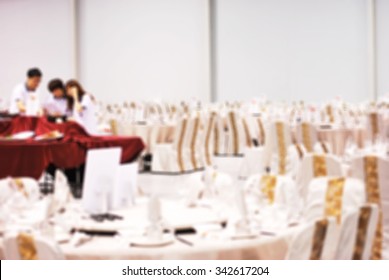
[212,112,227,156]
[295,122,319,153]
[350,155,389,259]
[296,154,343,200]
[286,217,338,259]
[187,114,204,171]
[365,111,386,144]
[3,231,64,260]
[203,112,217,167]
[152,117,192,173]
[238,115,268,178]
[225,110,246,156]
[0,177,40,213]
[263,121,293,175]
[244,174,302,222]
[303,177,366,224]
[256,117,267,146]
[335,204,379,260]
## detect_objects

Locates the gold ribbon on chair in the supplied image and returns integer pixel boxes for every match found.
[302,123,313,152]
[213,124,219,155]
[229,111,239,155]
[257,118,265,145]
[177,118,187,172]
[109,119,118,136]
[313,155,327,177]
[260,175,277,204]
[13,178,28,198]
[190,117,200,170]
[320,142,329,154]
[310,219,329,260]
[326,105,334,123]
[295,144,304,159]
[352,205,372,260]
[17,233,37,260]
[242,118,252,148]
[205,113,216,165]
[363,156,382,260]
[325,177,345,224]
[369,113,379,141]
[275,122,286,175]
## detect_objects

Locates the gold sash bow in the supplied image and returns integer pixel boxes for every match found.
[213,124,219,155]
[310,219,329,260]
[229,112,239,155]
[320,142,329,154]
[257,118,265,145]
[109,119,118,136]
[352,205,372,260]
[17,233,38,260]
[363,156,382,260]
[302,123,313,152]
[260,175,277,204]
[325,177,345,224]
[13,179,28,198]
[313,155,327,177]
[190,117,200,170]
[205,113,216,165]
[242,118,252,148]
[370,113,379,141]
[275,122,286,175]
[177,118,187,172]
[326,105,334,123]
[295,144,304,159]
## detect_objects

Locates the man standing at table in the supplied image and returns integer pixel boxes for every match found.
[9,68,43,116]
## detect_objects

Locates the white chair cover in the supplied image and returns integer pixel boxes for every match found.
[350,155,389,259]
[286,217,338,259]
[3,231,64,260]
[296,154,343,200]
[244,174,302,221]
[303,177,366,223]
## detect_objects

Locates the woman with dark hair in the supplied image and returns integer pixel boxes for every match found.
[65,80,97,134]
[44,78,68,121]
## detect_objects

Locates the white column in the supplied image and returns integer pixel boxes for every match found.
[367,0,377,101]
[69,0,79,79]
[209,0,217,102]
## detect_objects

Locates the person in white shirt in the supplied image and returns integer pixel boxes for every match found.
[65,79,97,134]
[9,68,43,116]
[44,79,68,121]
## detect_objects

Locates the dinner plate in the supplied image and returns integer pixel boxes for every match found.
[0,131,35,141]
[12,131,35,139]
[130,233,174,247]
[230,232,259,240]
[34,131,64,141]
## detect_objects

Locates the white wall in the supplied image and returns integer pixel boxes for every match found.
[0,0,73,107]
[376,0,389,99]
[216,0,368,103]
[0,0,387,105]
[78,0,210,103]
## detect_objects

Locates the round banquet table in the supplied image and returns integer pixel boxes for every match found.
[60,229,294,260]
[317,126,366,156]
[0,198,298,260]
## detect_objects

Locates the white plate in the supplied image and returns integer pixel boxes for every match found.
[34,132,64,141]
[130,233,174,247]
[230,232,259,240]
[1,131,35,140]
[55,232,72,243]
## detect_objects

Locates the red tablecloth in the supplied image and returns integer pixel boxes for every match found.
[0,117,145,179]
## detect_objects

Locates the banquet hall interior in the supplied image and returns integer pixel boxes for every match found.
[0,0,389,260]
